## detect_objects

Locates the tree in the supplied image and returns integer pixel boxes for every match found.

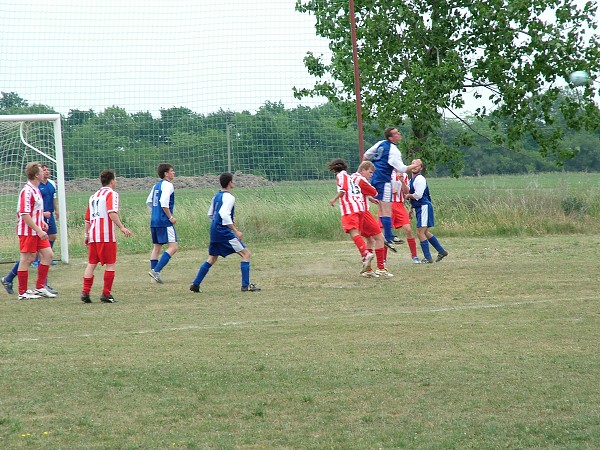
[0,92,28,110]
[295,0,600,174]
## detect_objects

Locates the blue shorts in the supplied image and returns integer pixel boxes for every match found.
[415,203,435,228]
[371,181,392,202]
[209,238,246,258]
[45,214,58,235]
[150,226,178,245]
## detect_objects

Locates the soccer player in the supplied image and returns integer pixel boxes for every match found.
[81,170,132,303]
[363,127,421,252]
[389,169,420,263]
[351,161,393,278]
[190,172,260,293]
[406,161,448,264]
[2,164,59,295]
[328,158,374,273]
[147,163,178,284]
[15,162,56,300]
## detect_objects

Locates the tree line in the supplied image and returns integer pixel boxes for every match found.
[1,91,599,180]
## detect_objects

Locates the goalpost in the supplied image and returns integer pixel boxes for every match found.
[0,114,69,264]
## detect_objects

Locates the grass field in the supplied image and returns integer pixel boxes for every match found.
[1,235,599,448]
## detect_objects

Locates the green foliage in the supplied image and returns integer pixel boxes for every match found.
[295,0,600,173]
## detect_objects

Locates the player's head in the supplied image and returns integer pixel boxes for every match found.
[40,164,50,179]
[384,127,402,144]
[100,169,116,187]
[157,163,174,179]
[25,162,42,180]
[327,158,348,173]
[219,172,234,188]
[357,160,375,180]
[411,159,424,174]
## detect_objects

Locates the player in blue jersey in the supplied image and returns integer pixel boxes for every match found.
[190,172,260,293]
[147,163,178,284]
[406,160,448,264]
[363,127,421,253]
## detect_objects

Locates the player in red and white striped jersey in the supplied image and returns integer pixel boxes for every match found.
[328,158,373,272]
[15,162,55,299]
[81,170,132,303]
[351,161,393,278]
[389,169,419,263]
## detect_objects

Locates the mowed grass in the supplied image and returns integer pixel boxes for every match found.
[1,236,599,449]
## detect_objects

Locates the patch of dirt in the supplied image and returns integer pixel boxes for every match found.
[64,172,272,192]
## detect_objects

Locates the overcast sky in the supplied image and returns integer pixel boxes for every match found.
[0,1,595,118]
[0,0,331,116]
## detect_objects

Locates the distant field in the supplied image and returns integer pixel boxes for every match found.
[2,171,600,262]
[1,236,599,448]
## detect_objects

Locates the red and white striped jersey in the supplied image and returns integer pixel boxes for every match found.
[335,170,364,215]
[16,182,44,236]
[391,170,409,203]
[85,187,120,243]
[350,172,378,210]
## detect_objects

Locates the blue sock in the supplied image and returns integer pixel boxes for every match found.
[5,261,19,283]
[193,261,212,286]
[380,216,393,242]
[154,252,171,272]
[150,259,158,270]
[241,261,250,287]
[420,240,432,260]
[427,235,445,253]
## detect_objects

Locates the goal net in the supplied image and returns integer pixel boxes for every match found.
[0,115,68,264]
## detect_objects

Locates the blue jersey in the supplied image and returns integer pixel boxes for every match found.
[409,173,431,208]
[38,179,56,212]
[364,140,408,186]
[147,179,175,227]
[208,190,236,243]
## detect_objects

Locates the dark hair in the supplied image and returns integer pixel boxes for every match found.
[327,158,348,173]
[219,172,233,188]
[157,163,173,179]
[100,169,115,187]
[384,127,397,139]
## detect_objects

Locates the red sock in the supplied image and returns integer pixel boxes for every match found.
[36,264,50,289]
[407,238,417,258]
[103,271,115,296]
[82,276,94,295]
[17,270,29,295]
[375,247,386,270]
[352,235,368,257]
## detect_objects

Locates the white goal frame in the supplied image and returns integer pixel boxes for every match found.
[0,114,69,263]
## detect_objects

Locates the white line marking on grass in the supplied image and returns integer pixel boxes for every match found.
[8,297,592,342]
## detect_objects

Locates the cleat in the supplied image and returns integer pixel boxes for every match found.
[384,241,398,253]
[392,236,404,244]
[18,290,42,300]
[81,293,92,303]
[189,284,202,293]
[45,285,58,295]
[360,251,374,274]
[435,250,449,262]
[31,260,40,268]
[2,276,14,295]
[375,268,394,278]
[35,287,57,298]
[51,260,57,266]
[100,294,116,303]
[241,283,261,292]
[148,269,164,284]
[412,256,422,264]
[421,258,434,264]
[361,269,379,278]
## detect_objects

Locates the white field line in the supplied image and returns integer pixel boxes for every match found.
[6,296,594,343]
